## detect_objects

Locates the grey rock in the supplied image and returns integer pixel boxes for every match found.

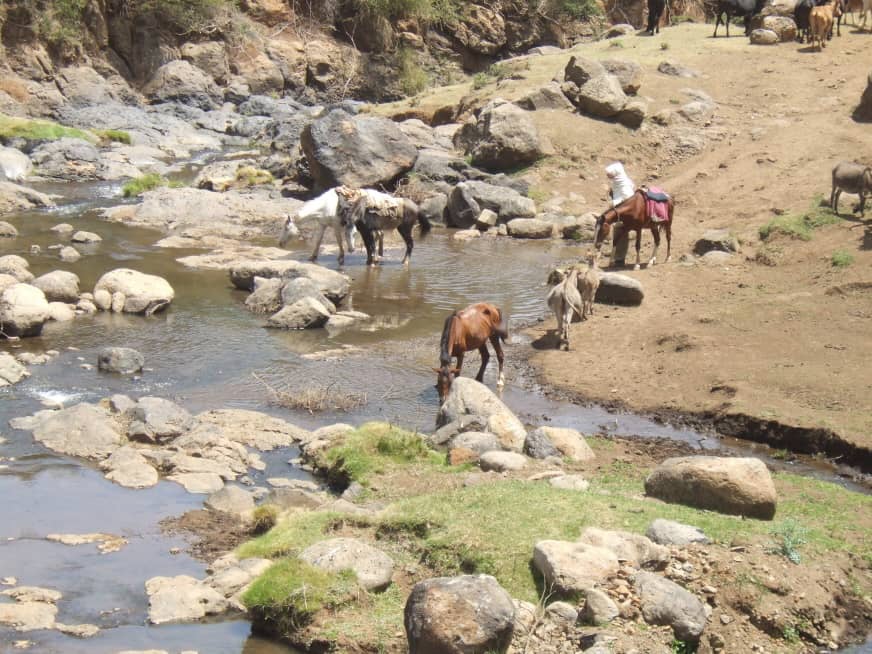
[128,397,194,442]
[532,540,619,593]
[32,270,80,303]
[657,61,700,78]
[575,75,628,118]
[455,99,546,172]
[419,193,448,225]
[0,221,17,238]
[525,426,595,461]
[267,297,332,329]
[634,571,707,640]
[17,403,123,460]
[143,60,223,111]
[300,537,395,591]
[450,431,501,456]
[59,246,81,263]
[437,378,526,452]
[578,527,670,568]
[0,181,54,214]
[646,519,710,546]
[479,450,528,472]
[29,138,106,182]
[618,99,648,128]
[581,588,619,625]
[205,486,255,517]
[447,180,535,228]
[750,28,779,45]
[516,82,575,111]
[167,472,225,494]
[0,283,49,337]
[564,56,606,87]
[413,149,469,184]
[146,575,229,624]
[506,218,554,239]
[100,447,159,488]
[602,59,643,95]
[0,146,32,182]
[228,260,350,303]
[93,269,174,314]
[404,575,515,654]
[694,229,739,255]
[71,230,101,243]
[301,109,417,189]
[0,351,28,387]
[596,272,644,306]
[97,347,145,374]
[280,277,335,313]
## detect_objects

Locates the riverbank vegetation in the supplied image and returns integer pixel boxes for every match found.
[237,423,872,651]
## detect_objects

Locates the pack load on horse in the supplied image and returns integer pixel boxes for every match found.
[341,190,431,266]
[433,303,508,403]
[604,162,637,266]
[594,185,674,270]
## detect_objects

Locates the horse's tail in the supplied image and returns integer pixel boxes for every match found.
[413,200,431,236]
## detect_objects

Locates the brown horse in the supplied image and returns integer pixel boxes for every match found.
[434,303,508,402]
[594,189,674,270]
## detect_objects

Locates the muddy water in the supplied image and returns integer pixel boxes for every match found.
[0,176,863,653]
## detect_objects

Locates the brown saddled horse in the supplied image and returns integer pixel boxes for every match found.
[594,189,674,270]
[434,303,508,403]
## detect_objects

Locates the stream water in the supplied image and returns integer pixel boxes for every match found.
[0,167,865,653]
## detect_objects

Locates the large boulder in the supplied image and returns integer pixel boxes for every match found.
[645,456,777,519]
[596,272,644,306]
[853,70,872,123]
[749,28,779,45]
[97,347,145,374]
[404,575,515,654]
[532,541,620,593]
[437,378,526,452]
[301,109,417,190]
[267,297,332,330]
[181,41,230,84]
[300,538,395,591]
[452,5,507,54]
[142,60,223,111]
[127,396,194,442]
[506,218,553,239]
[32,270,80,303]
[761,15,797,41]
[633,572,707,641]
[93,269,174,314]
[0,283,49,337]
[29,138,106,182]
[573,75,628,118]
[447,181,535,228]
[454,99,546,171]
[228,260,351,303]
[0,146,32,182]
[564,56,606,87]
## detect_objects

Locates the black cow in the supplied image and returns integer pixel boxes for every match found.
[712,0,767,36]
[647,0,667,33]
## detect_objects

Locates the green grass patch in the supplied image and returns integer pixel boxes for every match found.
[242,558,357,632]
[234,165,273,187]
[831,249,854,267]
[471,62,513,90]
[121,173,181,197]
[96,129,132,145]
[320,422,441,489]
[0,113,92,143]
[397,47,429,97]
[759,198,840,241]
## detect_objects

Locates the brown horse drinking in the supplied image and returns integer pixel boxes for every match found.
[434,303,508,403]
[594,189,674,270]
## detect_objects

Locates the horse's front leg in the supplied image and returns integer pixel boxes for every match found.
[665,222,672,263]
[310,224,327,262]
[398,224,414,266]
[633,229,642,271]
[475,345,490,383]
[490,334,506,388]
[648,226,661,268]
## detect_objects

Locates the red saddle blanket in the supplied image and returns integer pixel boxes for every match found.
[644,186,670,222]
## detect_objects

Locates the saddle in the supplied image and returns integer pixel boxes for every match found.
[641,186,671,223]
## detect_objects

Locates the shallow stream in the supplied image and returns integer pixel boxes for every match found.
[0,169,865,653]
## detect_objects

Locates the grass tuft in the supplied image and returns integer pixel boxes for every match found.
[0,113,92,143]
[122,173,175,197]
[768,518,809,564]
[831,249,854,267]
[235,165,273,187]
[251,505,279,535]
[96,129,132,145]
[759,197,840,241]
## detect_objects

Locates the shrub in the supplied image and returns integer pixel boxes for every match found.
[352,0,461,23]
[768,518,809,564]
[96,129,132,145]
[251,505,278,535]
[549,0,602,20]
[397,47,429,96]
[831,249,854,267]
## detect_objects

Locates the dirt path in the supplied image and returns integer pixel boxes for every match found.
[488,23,872,467]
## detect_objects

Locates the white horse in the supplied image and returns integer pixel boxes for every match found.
[278,187,359,265]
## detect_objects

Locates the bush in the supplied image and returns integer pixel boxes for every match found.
[397,48,429,96]
[251,505,279,535]
[96,129,132,145]
[352,0,460,23]
[831,249,854,267]
[122,173,172,197]
[548,0,602,20]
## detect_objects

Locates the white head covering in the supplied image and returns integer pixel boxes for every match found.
[605,162,636,206]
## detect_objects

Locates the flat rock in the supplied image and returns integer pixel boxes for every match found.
[479,450,528,472]
[300,538,395,591]
[646,519,710,546]
[146,575,228,624]
[578,527,669,568]
[634,571,707,640]
[205,486,255,516]
[168,472,225,494]
[532,540,620,593]
[0,351,28,387]
[13,403,123,460]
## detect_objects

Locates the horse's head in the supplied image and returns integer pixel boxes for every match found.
[278,214,301,247]
[433,365,460,403]
[593,212,612,251]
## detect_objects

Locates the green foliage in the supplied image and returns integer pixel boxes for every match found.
[768,518,809,564]
[671,639,697,654]
[759,198,840,241]
[29,0,89,54]
[550,0,602,20]
[782,623,801,644]
[471,63,512,90]
[251,505,278,535]
[0,113,91,142]
[122,173,174,197]
[235,165,273,187]
[242,559,356,632]
[397,47,429,96]
[96,129,132,145]
[322,422,440,488]
[831,249,854,267]
[352,0,460,23]
[130,0,238,35]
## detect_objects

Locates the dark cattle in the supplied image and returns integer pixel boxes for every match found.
[712,0,767,36]
[647,0,667,33]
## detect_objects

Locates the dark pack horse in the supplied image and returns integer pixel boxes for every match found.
[342,190,431,266]
[434,303,508,403]
[594,189,674,270]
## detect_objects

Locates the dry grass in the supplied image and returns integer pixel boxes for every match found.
[0,77,30,103]
[253,374,367,414]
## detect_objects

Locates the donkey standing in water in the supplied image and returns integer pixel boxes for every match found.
[594,189,674,270]
[434,303,508,403]
[342,190,431,266]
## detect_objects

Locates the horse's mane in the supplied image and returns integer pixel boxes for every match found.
[439,313,456,366]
